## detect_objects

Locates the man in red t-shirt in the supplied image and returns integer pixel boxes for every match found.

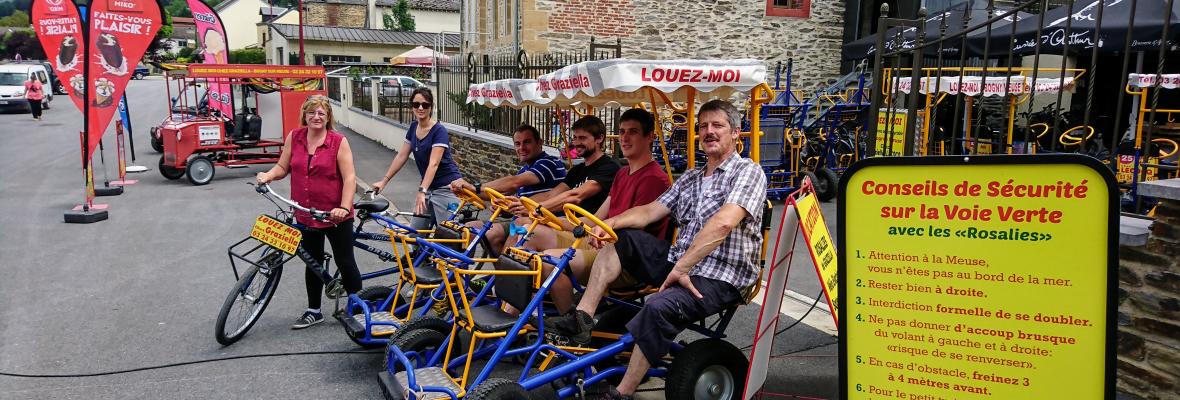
[525,108,671,314]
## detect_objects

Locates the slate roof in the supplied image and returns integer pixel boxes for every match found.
[270,24,460,47]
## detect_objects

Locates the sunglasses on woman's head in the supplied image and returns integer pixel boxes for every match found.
[411,102,432,109]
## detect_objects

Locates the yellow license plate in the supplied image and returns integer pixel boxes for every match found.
[250,215,302,255]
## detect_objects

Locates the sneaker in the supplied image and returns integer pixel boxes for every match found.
[291,311,324,329]
[544,309,594,345]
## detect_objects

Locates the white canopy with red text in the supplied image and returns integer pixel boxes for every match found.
[1129,73,1180,89]
[535,58,767,105]
[890,75,1077,96]
[465,79,553,108]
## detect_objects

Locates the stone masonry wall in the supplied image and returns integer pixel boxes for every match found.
[305,3,368,28]
[520,0,844,89]
[448,131,519,184]
[1118,198,1180,399]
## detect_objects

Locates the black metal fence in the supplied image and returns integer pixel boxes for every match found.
[864,0,1180,211]
[326,77,341,102]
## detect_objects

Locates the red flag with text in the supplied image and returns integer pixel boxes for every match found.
[86,0,161,158]
[31,0,85,113]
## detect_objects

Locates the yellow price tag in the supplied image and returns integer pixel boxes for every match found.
[250,215,302,255]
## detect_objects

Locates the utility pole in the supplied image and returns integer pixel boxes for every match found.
[297,0,305,65]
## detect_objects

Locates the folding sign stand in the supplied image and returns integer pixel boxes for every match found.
[743,178,840,399]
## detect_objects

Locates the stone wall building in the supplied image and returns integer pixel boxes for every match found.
[302,0,459,32]
[461,0,846,89]
[1118,180,1180,400]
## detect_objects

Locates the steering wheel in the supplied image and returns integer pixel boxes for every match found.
[563,204,618,243]
[481,187,512,211]
[1059,125,1095,147]
[1030,123,1051,140]
[456,187,486,210]
[519,197,564,230]
[1151,138,1179,158]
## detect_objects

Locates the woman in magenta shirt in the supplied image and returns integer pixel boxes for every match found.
[256,95,361,329]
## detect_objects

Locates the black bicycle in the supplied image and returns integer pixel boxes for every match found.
[214,183,411,345]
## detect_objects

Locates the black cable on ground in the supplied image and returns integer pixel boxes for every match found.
[739,289,825,351]
[0,350,382,378]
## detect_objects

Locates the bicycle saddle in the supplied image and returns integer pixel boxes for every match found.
[354,198,390,213]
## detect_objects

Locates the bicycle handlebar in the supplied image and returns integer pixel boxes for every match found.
[253,183,330,222]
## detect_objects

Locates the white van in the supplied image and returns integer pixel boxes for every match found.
[0,63,54,112]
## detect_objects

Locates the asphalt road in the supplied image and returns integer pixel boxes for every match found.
[0,77,839,399]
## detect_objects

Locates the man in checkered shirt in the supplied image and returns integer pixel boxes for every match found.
[545,99,768,400]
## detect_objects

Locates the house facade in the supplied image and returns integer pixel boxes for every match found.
[214,0,294,49]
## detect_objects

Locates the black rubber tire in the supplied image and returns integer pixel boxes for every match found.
[134,72,145,80]
[347,286,396,348]
[159,156,184,180]
[466,378,530,400]
[382,327,447,372]
[185,155,215,185]
[390,315,451,340]
[813,167,839,202]
[214,258,284,346]
[666,338,748,400]
[150,127,163,152]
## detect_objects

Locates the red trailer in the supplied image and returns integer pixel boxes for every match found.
[156,64,326,185]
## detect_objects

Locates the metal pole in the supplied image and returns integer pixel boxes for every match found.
[81,0,91,210]
[904,8,927,156]
[297,0,305,65]
[866,3,890,157]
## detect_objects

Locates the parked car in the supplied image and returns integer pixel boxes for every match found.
[0,63,54,112]
[133,64,150,80]
[2,60,64,95]
[37,61,66,95]
[361,75,425,98]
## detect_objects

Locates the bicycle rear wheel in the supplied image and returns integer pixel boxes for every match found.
[215,254,284,345]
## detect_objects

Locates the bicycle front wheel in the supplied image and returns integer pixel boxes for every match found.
[215,259,283,345]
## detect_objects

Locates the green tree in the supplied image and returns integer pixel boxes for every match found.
[0,10,29,27]
[0,30,44,59]
[166,0,191,18]
[229,48,265,64]
[148,8,174,54]
[384,0,414,31]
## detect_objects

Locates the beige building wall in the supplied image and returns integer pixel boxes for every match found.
[217,0,272,49]
[401,9,459,33]
[256,12,301,57]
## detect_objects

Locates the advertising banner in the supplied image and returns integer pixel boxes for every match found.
[796,192,839,323]
[187,0,233,116]
[187,64,325,79]
[891,76,1077,96]
[839,156,1116,399]
[86,0,162,159]
[875,109,906,157]
[31,0,85,113]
